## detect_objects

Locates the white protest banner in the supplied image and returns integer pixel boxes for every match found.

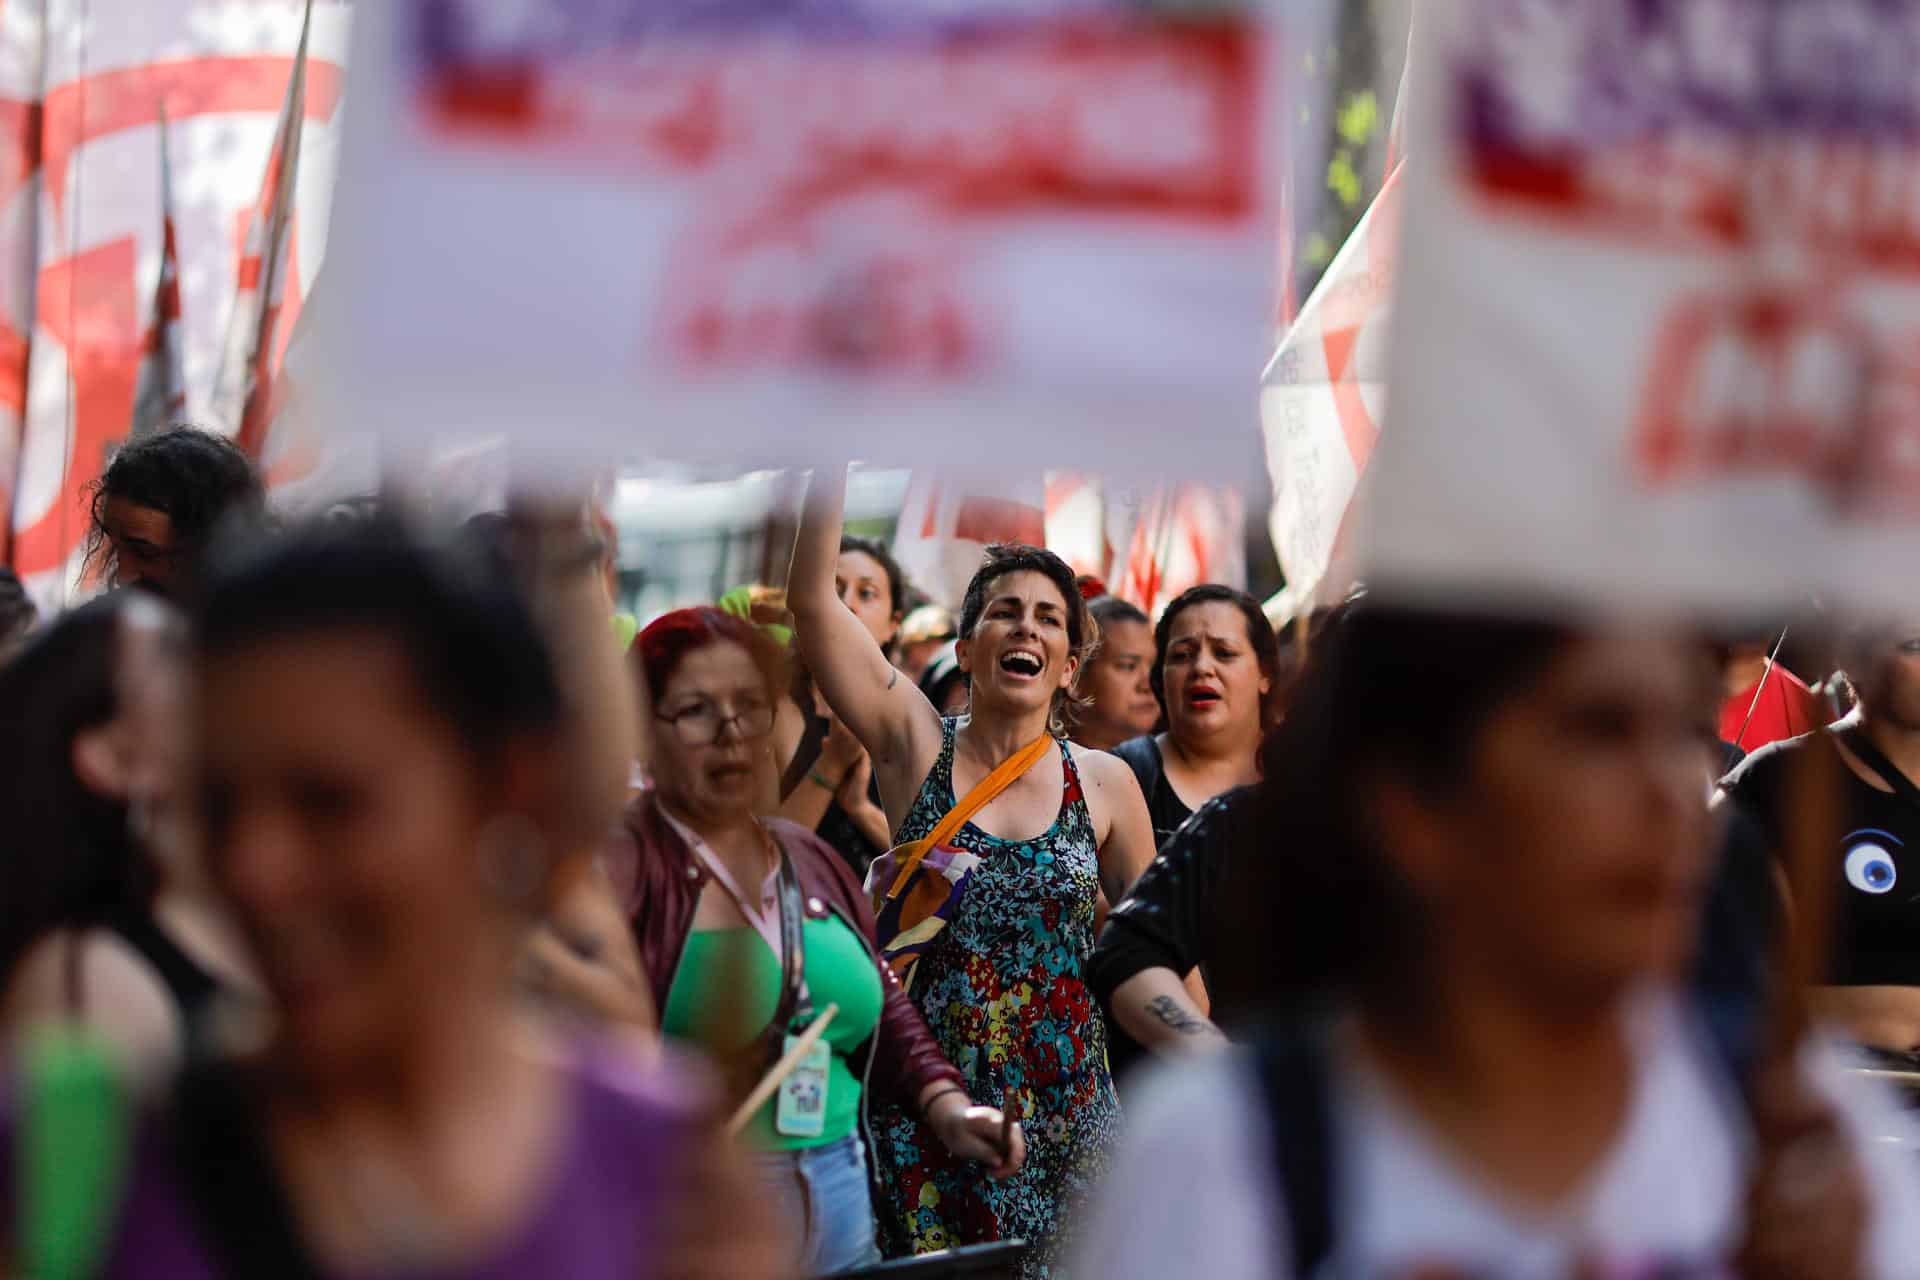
[311,0,1331,485]
[1363,0,1920,616]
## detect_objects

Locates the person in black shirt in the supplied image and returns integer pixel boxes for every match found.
[1087,788,1251,1059]
[1111,586,1279,847]
[1720,624,1920,1057]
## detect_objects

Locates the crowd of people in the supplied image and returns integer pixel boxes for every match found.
[0,425,1917,1279]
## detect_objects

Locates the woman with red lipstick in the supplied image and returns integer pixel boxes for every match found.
[1112,586,1280,846]
[789,463,1157,1277]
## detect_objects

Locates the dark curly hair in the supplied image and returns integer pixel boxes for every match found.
[0,566,36,655]
[84,425,265,586]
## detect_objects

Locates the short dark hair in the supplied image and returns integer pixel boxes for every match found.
[0,567,36,653]
[1151,585,1282,728]
[197,515,562,766]
[1089,595,1150,632]
[85,426,265,580]
[958,545,1093,655]
[957,545,1096,730]
[839,535,908,621]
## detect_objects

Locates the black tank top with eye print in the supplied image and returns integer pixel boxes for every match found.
[1721,728,1920,987]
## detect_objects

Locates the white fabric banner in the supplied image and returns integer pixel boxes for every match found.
[312,0,1322,486]
[1364,0,1920,617]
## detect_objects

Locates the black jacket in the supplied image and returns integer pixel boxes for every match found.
[1088,786,1256,1017]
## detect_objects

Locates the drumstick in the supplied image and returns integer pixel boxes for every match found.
[726,1004,839,1138]
[1769,736,1843,1057]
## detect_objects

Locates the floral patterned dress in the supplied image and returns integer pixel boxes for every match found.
[871,719,1120,1278]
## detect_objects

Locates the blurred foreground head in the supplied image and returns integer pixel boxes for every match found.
[193,517,564,1079]
[87,426,265,600]
[1221,601,1717,1023]
[0,592,185,998]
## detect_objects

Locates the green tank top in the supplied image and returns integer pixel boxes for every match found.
[660,913,884,1150]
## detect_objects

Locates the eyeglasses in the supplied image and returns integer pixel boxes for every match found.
[656,698,776,747]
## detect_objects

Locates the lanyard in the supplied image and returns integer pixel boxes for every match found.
[681,819,812,1026]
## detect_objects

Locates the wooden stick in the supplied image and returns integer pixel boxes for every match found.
[726,1004,839,1137]
[1769,736,1843,1058]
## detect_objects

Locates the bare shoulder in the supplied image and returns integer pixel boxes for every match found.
[1068,741,1141,795]
[3,930,182,1075]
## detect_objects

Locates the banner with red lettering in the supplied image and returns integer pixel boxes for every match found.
[311,1,1326,485]
[2,0,349,607]
[1363,0,1920,615]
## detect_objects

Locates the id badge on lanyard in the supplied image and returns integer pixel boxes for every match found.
[770,844,829,1138]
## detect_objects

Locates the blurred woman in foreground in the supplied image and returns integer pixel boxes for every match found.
[0,594,252,1072]
[1,520,772,1279]
[1081,603,1920,1279]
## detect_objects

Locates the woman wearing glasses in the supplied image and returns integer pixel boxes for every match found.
[619,607,1024,1276]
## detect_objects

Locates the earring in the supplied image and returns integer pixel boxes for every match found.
[477,815,550,907]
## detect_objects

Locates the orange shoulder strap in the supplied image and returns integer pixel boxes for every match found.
[886,733,1056,899]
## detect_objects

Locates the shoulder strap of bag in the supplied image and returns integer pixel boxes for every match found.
[769,841,813,1034]
[171,1057,325,1280]
[884,734,1054,900]
[1253,1021,1337,1280]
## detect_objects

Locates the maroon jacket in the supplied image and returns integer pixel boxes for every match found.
[615,791,962,1109]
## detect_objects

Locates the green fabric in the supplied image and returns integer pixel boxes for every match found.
[661,916,883,1150]
[16,1029,129,1280]
[611,612,639,653]
[715,587,793,649]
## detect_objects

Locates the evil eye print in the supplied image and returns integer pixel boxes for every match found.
[1844,841,1899,895]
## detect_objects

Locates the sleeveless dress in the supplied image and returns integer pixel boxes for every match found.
[871,719,1120,1278]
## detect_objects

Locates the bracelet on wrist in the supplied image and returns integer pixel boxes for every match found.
[807,768,839,792]
[921,1084,968,1115]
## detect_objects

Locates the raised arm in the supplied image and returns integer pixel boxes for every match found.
[788,465,941,809]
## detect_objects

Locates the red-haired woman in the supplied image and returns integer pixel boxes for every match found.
[619,607,1023,1276]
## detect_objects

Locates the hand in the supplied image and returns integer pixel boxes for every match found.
[818,715,865,780]
[925,1090,1026,1180]
[837,755,894,849]
[1733,1056,1868,1280]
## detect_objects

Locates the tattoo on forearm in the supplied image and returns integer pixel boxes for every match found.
[1144,995,1220,1038]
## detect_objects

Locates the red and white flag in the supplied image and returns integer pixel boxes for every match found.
[1108,483,1247,619]
[5,0,349,606]
[892,471,1046,612]
[130,110,187,439]
[1259,44,1409,621]
[211,0,315,462]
